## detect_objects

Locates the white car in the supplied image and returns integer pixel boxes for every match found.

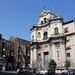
[62,69,68,73]
[40,69,48,74]
[55,70,62,73]
[55,69,68,74]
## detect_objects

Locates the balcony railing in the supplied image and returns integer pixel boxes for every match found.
[49,33,66,43]
[50,33,64,38]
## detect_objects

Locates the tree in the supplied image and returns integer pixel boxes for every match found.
[65,60,70,70]
[48,59,56,70]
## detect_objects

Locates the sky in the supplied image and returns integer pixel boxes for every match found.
[0,0,75,41]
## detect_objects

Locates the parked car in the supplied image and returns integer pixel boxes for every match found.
[36,69,40,74]
[55,70,62,74]
[18,68,33,72]
[55,69,68,75]
[48,69,55,75]
[68,69,75,75]
[39,69,48,74]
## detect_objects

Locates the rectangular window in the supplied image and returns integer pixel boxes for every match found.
[67,53,70,57]
[65,40,71,50]
[65,46,71,50]
[57,51,59,57]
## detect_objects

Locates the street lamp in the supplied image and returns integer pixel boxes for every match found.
[2,40,6,71]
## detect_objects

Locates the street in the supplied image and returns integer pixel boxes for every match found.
[0,71,40,75]
[0,70,73,75]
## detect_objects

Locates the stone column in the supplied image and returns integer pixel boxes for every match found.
[59,43,66,68]
[41,52,44,69]
[30,48,32,68]
[49,44,52,60]
[52,44,57,61]
[33,46,37,68]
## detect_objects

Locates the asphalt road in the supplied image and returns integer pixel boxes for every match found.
[0,71,41,75]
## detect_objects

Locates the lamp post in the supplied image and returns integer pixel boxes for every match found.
[2,40,6,71]
[17,41,20,69]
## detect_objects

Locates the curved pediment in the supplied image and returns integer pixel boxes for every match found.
[40,9,56,18]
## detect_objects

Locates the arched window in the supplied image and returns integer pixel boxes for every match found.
[41,21,43,24]
[44,18,47,23]
[54,27,59,35]
[38,32,41,38]
[43,32,48,39]
[32,35,34,41]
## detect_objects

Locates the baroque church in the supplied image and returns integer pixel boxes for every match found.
[30,9,75,69]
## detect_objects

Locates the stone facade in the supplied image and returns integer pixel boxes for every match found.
[30,10,75,69]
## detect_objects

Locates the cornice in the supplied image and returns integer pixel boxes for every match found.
[30,35,66,46]
[63,20,74,25]
[64,32,75,36]
[31,17,63,31]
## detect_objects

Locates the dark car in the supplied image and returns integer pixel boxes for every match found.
[18,68,34,75]
[47,69,55,75]
[68,69,75,75]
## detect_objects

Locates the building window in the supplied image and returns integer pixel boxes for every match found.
[38,32,41,38]
[64,27,69,33]
[65,40,71,50]
[41,21,43,24]
[65,46,71,50]
[32,35,34,41]
[54,27,59,35]
[44,18,47,23]
[67,53,70,57]
[57,51,59,57]
[55,43,60,48]
[43,32,48,39]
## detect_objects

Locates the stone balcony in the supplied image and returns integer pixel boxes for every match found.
[49,33,66,43]
[50,33,64,38]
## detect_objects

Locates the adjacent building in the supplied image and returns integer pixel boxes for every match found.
[30,9,75,69]
[7,36,30,70]
[0,35,30,71]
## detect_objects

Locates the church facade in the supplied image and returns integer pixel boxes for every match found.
[30,10,75,69]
